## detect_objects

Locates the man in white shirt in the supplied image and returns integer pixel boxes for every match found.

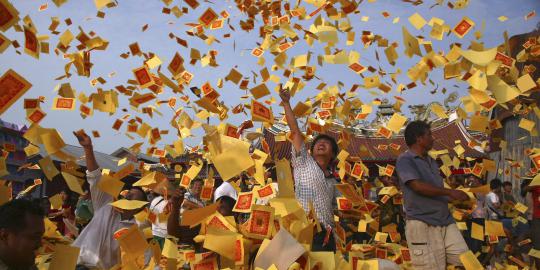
[72,130,148,270]
[486,178,503,220]
[213,180,238,202]
[149,194,168,249]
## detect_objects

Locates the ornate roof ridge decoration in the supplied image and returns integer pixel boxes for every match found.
[262,118,486,162]
[268,93,463,137]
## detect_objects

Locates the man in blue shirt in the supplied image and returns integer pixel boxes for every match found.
[396,120,469,270]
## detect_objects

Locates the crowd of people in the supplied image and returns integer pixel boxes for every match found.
[0,89,539,270]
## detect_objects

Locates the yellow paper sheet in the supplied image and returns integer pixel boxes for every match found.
[109,199,148,210]
[460,47,497,66]
[387,113,407,133]
[118,225,150,260]
[162,238,179,259]
[487,75,520,104]
[408,13,427,30]
[181,203,218,227]
[210,135,254,181]
[471,222,484,241]
[61,172,84,195]
[98,174,125,198]
[459,250,484,270]
[485,220,505,237]
[48,244,80,270]
[203,228,240,260]
[275,159,295,198]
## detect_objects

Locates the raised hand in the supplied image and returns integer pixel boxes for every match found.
[278,84,291,104]
[170,187,186,209]
[73,129,98,171]
[73,129,92,148]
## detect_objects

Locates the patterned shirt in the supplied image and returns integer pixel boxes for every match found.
[291,145,337,228]
[181,191,206,214]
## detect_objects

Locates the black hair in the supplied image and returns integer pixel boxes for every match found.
[129,186,148,201]
[60,189,76,206]
[404,120,431,146]
[502,181,512,187]
[521,178,532,197]
[466,174,484,185]
[310,134,339,158]
[216,195,236,209]
[0,199,45,231]
[490,178,502,190]
[190,178,203,186]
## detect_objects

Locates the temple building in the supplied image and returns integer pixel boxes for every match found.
[487,26,540,198]
[260,99,487,179]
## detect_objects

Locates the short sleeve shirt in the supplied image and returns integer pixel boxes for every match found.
[396,150,453,226]
[291,144,337,228]
[486,192,501,220]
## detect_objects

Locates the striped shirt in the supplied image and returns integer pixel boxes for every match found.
[291,145,338,228]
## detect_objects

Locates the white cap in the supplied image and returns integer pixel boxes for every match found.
[213,181,238,202]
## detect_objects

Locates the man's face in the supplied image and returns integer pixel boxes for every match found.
[0,215,44,268]
[60,191,68,202]
[418,130,434,150]
[121,189,146,218]
[468,176,480,187]
[217,201,233,216]
[125,188,145,201]
[191,181,203,197]
[312,139,334,158]
[504,185,512,193]
[380,176,393,186]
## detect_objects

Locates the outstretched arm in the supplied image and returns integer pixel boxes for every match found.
[406,180,469,201]
[278,85,303,152]
[73,130,98,172]
[73,130,112,210]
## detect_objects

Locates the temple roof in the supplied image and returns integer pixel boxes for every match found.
[261,120,486,162]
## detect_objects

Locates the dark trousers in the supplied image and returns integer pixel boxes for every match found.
[312,229,336,252]
[153,235,165,249]
[464,218,484,254]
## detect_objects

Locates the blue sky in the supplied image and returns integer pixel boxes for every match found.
[1,0,538,154]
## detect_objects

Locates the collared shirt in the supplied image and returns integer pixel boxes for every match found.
[181,192,206,215]
[184,192,205,208]
[72,168,138,270]
[291,145,337,228]
[396,150,453,226]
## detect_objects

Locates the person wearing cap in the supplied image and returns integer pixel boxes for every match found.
[213,179,238,203]
[279,85,340,252]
